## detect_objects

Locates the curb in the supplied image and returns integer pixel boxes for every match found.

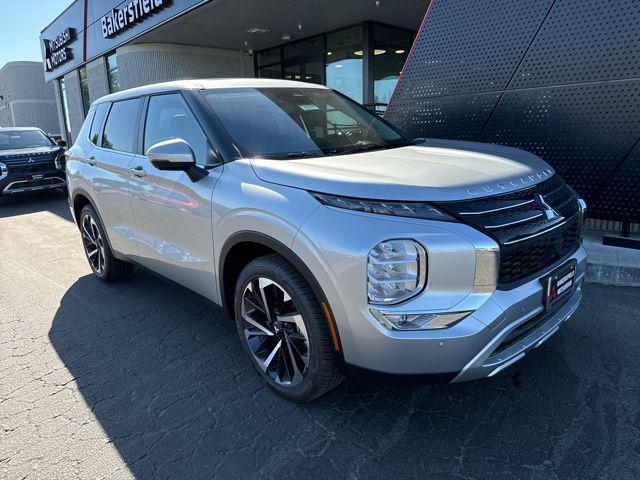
[583,231,640,287]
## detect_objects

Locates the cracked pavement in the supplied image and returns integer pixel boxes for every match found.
[1,192,639,479]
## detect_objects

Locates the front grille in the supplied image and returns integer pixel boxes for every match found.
[1,152,59,175]
[10,162,57,174]
[438,175,582,284]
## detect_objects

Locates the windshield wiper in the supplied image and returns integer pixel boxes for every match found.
[328,143,387,156]
[260,151,320,160]
[280,151,320,159]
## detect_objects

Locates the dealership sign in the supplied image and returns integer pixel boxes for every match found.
[43,28,74,71]
[101,0,169,38]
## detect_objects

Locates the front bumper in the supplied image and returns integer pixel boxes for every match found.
[0,170,65,195]
[348,247,585,382]
[294,205,586,381]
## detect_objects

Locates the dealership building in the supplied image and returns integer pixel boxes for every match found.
[41,0,640,228]
[40,0,426,143]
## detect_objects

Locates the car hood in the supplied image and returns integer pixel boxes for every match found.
[250,139,555,202]
[0,146,61,163]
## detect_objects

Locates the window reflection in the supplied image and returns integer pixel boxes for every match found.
[373,25,412,106]
[326,26,363,103]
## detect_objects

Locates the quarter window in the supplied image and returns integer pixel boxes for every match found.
[144,94,211,166]
[101,98,141,153]
[89,103,110,145]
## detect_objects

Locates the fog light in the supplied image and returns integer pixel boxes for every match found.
[370,309,471,331]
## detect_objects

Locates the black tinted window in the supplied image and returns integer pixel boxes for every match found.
[204,88,409,159]
[102,98,141,152]
[89,103,109,145]
[0,130,53,150]
[144,93,211,166]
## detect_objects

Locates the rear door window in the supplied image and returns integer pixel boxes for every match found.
[101,98,141,153]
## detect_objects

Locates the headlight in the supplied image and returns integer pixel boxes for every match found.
[367,239,426,305]
[0,162,7,178]
[311,192,456,222]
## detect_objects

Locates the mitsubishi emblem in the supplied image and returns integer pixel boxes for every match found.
[537,194,560,221]
[27,158,35,164]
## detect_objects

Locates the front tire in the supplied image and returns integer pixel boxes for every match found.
[234,254,342,401]
[79,204,133,282]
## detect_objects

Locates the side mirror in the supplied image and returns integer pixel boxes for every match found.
[146,138,208,182]
[57,139,67,148]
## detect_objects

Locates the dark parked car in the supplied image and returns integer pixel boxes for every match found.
[0,127,67,196]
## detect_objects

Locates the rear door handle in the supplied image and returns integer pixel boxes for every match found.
[87,156,96,166]
[130,165,146,178]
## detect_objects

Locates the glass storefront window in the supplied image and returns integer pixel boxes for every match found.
[253,22,414,108]
[372,24,412,106]
[257,47,281,67]
[106,52,120,93]
[79,67,90,115]
[326,27,363,103]
[58,78,72,142]
[258,64,282,79]
[283,35,322,59]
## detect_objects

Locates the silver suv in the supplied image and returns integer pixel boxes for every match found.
[66,79,587,401]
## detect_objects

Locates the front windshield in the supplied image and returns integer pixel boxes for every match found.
[203,87,413,159]
[0,130,54,150]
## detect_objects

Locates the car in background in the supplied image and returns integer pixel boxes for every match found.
[0,127,67,197]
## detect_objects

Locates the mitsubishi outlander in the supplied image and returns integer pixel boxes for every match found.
[0,127,66,196]
[65,79,587,401]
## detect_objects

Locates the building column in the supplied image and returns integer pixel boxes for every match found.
[86,57,110,102]
[62,70,85,142]
[52,81,69,143]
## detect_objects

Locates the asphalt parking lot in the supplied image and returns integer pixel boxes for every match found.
[1,192,639,480]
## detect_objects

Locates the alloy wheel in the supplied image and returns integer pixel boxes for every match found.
[81,212,106,275]
[241,277,310,386]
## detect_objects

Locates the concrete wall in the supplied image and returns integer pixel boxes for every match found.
[116,43,254,90]
[0,61,59,133]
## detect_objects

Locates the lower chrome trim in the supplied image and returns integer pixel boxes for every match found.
[2,177,65,194]
[452,281,582,383]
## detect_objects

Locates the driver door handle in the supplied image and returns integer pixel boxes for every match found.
[130,165,146,178]
[87,156,96,166]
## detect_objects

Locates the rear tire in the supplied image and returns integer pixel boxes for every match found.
[79,204,133,282]
[234,253,343,401]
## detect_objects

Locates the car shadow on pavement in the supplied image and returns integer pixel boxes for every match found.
[0,190,72,221]
[49,275,637,479]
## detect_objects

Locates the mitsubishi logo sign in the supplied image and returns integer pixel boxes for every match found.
[537,194,561,221]
[43,28,75,71]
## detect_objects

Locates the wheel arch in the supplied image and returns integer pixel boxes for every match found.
[219,231,342,353]
[71,189,121,259]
